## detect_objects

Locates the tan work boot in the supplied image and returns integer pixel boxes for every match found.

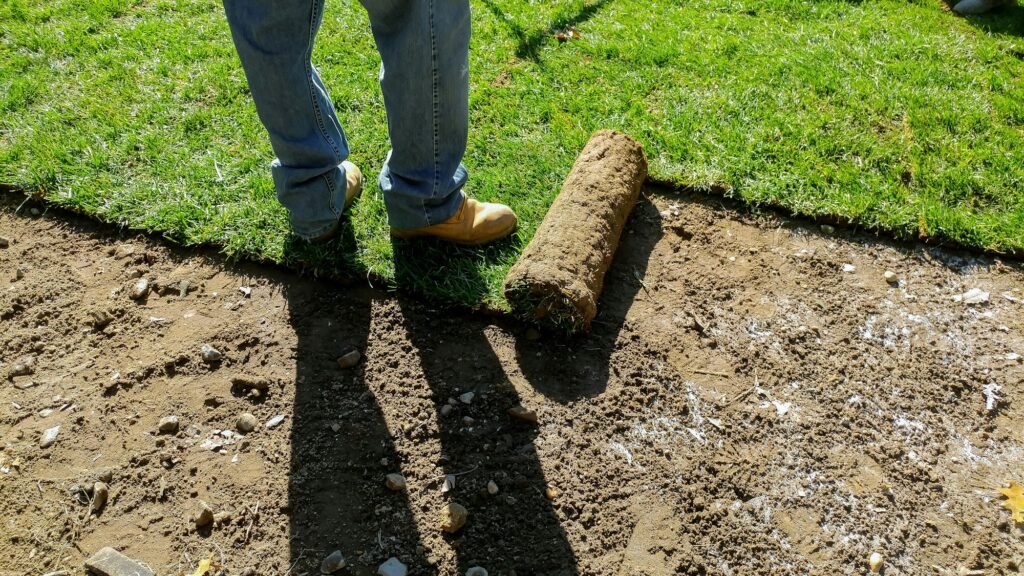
[309,160,363,243]
[391,197,518,246]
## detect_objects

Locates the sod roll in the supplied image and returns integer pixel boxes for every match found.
[504,130,648,332]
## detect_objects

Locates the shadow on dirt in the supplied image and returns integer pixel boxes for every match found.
[513,195,664,402]
[480,0,612,62]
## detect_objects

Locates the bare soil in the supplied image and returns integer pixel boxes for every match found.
[1,190,1022,576]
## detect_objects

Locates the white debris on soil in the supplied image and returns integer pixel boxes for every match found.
[265,414,286,429]
[842,263,856,273]
[198,429,243,453]
[982,383,1002,411]
[953,288,989,305]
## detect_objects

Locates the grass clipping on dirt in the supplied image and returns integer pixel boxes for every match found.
[1,0,1023,309]
[504,130,647,332]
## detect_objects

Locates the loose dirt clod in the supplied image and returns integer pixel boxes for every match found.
[129,279,150,300]
[195,500,214,528]
[230,374,271,391]
[504,130,648,332]
[9,355,35,377]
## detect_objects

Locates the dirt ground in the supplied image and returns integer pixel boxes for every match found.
[1,189,1022,576]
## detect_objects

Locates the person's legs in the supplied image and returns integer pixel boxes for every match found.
[223,0,353,240]
[360,0,471,230]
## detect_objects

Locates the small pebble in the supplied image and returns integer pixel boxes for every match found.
[236,413,258,434]
[157,416,179,435]
[320,550,346,574]
[883,271,899,285]
[337,350,361,369]
[487,480,499,495]
[459,391,475,405]
[200,344,223,363]
[545,486,559,500]
[508,405,539,424]
[40,426,60,448]
[820,224,835,234]
[0,236,9,248]
[377,557,407,576]
[440,405,453,417]
[441,474,456,494]
[466,567,489,576]
[91,482,109,513]
[462,416,475,426]
[195,500,215,528]
[265,414,286,429]
[130,279,150,300]
[385,473,407,492]
[869,551,883,573]
[440,502,468,533]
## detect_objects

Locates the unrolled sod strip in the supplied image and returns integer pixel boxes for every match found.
[504,130,648,332]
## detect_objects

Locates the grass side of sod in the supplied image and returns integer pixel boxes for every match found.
[2,0,1023,309]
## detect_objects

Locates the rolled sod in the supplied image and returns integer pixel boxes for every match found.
[504,130,648,332]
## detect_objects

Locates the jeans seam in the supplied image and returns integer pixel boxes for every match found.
[306,0,342,216]
[425,0,440,226]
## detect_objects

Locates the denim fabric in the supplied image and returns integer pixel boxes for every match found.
[223,0,470,237]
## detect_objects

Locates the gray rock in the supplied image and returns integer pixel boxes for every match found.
[487,480,499,495]
[337,350,361,369]
[236,413,258,434]
[84,547,155,576]
[385,473,407,491]
[508,405,539,424]
[378,557,407,576]
[200,344,223,363]
[459,391,475,405]
[320,550,346,574]
[231,374,271,391]
[40,426,60,448]
[466,568,489,576]
[157,416,179,435]
[440,404,453,417]
[129,279,150,300]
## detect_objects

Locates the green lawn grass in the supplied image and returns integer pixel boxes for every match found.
[2,0,1023,310]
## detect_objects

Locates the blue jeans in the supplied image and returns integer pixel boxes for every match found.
[223,0,470,238]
